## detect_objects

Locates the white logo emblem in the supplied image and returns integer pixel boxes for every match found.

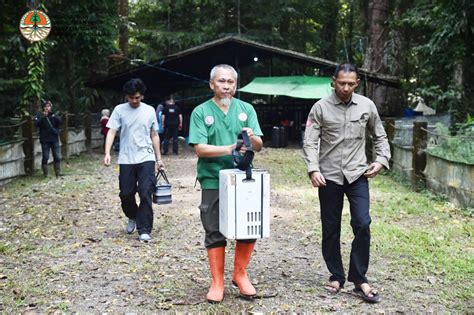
[238,113,248,121]
[205,116,214,125]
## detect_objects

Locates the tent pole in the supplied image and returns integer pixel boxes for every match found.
[236,53,240,99]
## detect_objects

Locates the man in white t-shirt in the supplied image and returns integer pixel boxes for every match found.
[104,78,165,242]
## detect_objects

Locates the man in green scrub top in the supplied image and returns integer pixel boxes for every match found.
[188,64,263,303]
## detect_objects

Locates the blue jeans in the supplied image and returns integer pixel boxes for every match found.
[41,141,61,166]
[318,175,371,286]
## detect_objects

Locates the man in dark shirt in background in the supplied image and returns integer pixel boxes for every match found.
[162,97,183,155]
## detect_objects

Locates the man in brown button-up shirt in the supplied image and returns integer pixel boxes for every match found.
[303,63,390,303]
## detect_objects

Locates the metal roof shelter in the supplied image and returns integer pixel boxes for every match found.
[89,36,400,99]
[239,76,333,99]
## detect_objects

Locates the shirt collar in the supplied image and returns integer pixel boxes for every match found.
[332,91,358,106]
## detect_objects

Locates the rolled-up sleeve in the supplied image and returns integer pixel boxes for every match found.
[303,103,322,173]
[368,103,391,169]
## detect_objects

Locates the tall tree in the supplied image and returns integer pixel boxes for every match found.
[362,0,391,112]
[118,0,129,57]
[319,0,340,60]
[401,0,473,120]
[363,0,390,73]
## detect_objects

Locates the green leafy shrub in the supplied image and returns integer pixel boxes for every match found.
[427,116,474,164]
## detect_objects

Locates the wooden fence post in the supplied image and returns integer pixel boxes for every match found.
[84,112,92,154]
[22,115,34,176]
[60,113,69,164]
[412,121,427,191]
[384,118,395,168]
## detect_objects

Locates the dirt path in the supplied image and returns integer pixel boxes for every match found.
[0,145,462,313]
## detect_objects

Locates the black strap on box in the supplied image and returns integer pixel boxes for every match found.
[232,130,254,180]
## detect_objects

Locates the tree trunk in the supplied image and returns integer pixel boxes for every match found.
[65,50,76,109]
[118,0,129,57]
[462,3,473,117]
[363,0,390,113]
[347,0,354,63]
[363,0,390,72]
[237,0,241,35]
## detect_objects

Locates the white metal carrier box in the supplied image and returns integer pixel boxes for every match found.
[219,169,270,239]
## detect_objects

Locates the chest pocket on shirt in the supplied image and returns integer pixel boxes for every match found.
[348,112,369,139]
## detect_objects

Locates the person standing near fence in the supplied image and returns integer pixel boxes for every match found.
[188,64,263,303]
[162,97,182,155]
[303,63,390,303]
[34,100,62,178]
[103,78,164,243]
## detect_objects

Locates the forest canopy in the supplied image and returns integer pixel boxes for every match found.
[0,0,472,122]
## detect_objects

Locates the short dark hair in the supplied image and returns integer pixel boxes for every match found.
[334,63,359,79]
[41,100,51,108]
[123,78,146,95]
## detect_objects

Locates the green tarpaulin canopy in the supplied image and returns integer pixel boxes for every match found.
[239,76,333,99]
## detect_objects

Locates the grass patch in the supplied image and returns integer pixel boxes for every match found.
[255,147,308,188]
[0,242,13,254]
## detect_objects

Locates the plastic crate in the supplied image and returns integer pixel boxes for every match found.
[219,169,270,239]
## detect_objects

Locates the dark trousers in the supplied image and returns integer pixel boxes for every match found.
[119,161,156,234]
[318,176,371,286]
[158,132,164,153]
[163,126,179,154]
[41,141,61,166]
[199,189,256,249]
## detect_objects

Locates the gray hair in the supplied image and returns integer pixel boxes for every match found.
[101,109,110,117]
[209,64,238,81]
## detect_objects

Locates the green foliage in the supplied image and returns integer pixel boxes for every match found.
[21,41,49,112]
[44,0,119,113]
[426,119,474,164]
[128,0,345,62]
[400,0,473,121]
[77,88,100,111]
[0,0,472,122]
[0,1,119,116]
[0,1,29,116]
